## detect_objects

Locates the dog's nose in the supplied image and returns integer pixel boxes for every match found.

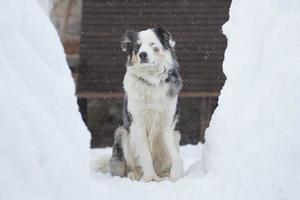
[139,52,148,59]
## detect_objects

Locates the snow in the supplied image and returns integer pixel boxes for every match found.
[37,0,53,15]
[90,145,204,200]
[204,0,300,199]
[1,0,300,199]
[0,1,92,199]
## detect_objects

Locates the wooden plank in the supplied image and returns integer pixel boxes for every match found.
[76,91,220,98]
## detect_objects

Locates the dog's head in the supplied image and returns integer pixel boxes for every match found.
[121,27,176,79]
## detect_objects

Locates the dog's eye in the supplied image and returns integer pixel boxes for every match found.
[133,44,140,50]
[153,47,159,52]
[150,43,155,46]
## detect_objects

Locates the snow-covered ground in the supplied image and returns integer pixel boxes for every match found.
[90,145,204,200]
[1,0,300,199]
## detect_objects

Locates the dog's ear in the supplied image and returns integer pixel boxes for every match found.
[153,26,175,49]
[121,30,136,52]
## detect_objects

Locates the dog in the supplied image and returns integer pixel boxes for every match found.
[109,27,184,182]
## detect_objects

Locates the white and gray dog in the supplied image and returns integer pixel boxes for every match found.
[109,27,183,182]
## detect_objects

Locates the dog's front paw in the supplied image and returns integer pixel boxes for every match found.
[170,160,184,182]
[127,170,142,181]
[142,173,163,182]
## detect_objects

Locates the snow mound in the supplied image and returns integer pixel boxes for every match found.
[0,1,92,199]
[204,0,300,199]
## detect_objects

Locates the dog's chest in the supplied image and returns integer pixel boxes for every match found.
[124,73,177,124]
[129,81,170,112]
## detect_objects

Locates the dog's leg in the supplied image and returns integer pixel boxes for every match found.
[121,127,136,171]
[130,121,162,182]
[163,128,184,182]
[174,130,181,151]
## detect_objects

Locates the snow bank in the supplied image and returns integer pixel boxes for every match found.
[0,1,92,199]
[204,0,300,199]
[37,0,53,15]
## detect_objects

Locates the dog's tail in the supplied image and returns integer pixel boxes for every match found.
[90,155,111,174]
[90,126,128,176]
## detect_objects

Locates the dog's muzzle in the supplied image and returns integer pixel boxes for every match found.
[139,52,148,64]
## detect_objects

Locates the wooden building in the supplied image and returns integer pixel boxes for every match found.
[76,0,231,147]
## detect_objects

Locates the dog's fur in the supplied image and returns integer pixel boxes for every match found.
[109,27,184,182]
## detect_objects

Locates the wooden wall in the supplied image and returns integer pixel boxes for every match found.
[77,0,231,147]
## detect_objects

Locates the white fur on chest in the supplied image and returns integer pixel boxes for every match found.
[124,72,177,133]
